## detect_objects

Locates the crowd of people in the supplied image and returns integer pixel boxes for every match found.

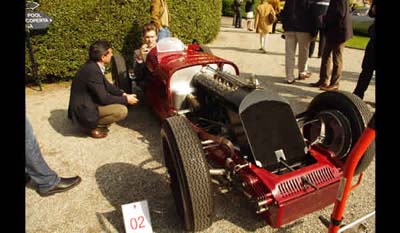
[233,0,374,93]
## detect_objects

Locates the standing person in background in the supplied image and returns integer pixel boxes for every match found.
[269,0,281,34]
[26,117,81,197]
[150,0,171,41]
[232,2,237,26]
[353,0,376,99]
[245,0,255,31]
[310,0,353,90]
[280,0,315,84]
[233,0,243,28]
[308,0,330,58]
[254,0,276,53]
[68,40,138,139]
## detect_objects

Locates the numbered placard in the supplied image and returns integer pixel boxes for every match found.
[122,200,153,233]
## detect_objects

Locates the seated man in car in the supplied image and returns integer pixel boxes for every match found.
[133,22,158,86]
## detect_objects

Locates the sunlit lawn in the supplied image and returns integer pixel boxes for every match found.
[345,35,369,50]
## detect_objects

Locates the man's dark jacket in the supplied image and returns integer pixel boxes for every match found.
[68,61,128,129]
[280,0,314,33]
[310,0,330,30]
[323,0,353,43]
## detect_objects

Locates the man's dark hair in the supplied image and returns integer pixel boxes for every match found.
[89,40,111,62]
[142,22,158,36]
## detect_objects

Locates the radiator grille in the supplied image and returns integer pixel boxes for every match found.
[277,167,336,198]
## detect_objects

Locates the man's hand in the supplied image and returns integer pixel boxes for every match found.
[134,49,144,64]
[124,93,139,105]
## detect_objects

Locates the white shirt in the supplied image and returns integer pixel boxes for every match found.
[97,62,106,74]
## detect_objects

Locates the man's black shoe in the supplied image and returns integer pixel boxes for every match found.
[39,176,81,197]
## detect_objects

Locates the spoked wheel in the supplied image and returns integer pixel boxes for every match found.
[298,91,375,175]
[111,54,132,93]
[161,116,213,232]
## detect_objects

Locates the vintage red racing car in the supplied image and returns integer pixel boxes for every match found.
[111,37,375,232]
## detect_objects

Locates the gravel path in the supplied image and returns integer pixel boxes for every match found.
[26,17,375,233]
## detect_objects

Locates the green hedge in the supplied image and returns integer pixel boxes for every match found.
[25,0,222,83]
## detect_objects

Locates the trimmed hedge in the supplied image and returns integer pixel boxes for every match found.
[25,0,222,82]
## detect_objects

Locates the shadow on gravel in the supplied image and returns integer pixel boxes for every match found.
[48,109,87,138]
[95,163,287,232]
[211,187,269,231]
[95,162,183,233]
[209,46,285,56]
[116,103,164,165]
[306,66,362,84]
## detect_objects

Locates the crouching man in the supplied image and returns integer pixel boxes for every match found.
[68,40,138,138]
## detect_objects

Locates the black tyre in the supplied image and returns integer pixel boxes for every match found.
[111,54,131,93]
[161,116,213,232]
[299,91,375,175]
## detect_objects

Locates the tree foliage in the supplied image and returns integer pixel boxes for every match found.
[25,0,222,82]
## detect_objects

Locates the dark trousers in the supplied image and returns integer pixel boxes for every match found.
[234,9,242,28]
[353,39,376,99]
[318,30,326,57]
[272,21,277,33]
[272,13,280,33]
[319,40,345,86]
[309,30,326,58]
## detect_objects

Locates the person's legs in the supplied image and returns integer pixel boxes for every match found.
[309,41,315,58]
[97,104,128,127]
[318,30,326,58]
[297,32,312,76]
[262,33,268,52]
[259,33,264,50]
[157,27,171,42]
[353,68,374,99]
[260,33,268,52]
[329,42,345,87]
[246,12,254,30]
[353,40,375,99]
[311,41,333,87]
[235,10,242,28]
[25,118,60,193]
[272,22,277,33]
[284,31,297,83]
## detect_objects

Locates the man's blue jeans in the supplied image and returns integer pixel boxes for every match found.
[157,27,171,42]
[25,117,60,193]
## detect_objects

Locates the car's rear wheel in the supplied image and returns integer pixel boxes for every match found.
[298,91,375,175]
[161,116,213,232]
[111,54,131,93]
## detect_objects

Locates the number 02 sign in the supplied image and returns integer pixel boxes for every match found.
[122,200,153,233]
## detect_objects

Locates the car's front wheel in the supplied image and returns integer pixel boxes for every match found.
[161,116,213,232]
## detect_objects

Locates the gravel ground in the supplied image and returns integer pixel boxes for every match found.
[26,17,375,233]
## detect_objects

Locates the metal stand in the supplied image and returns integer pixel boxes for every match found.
[25,29,42,91]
